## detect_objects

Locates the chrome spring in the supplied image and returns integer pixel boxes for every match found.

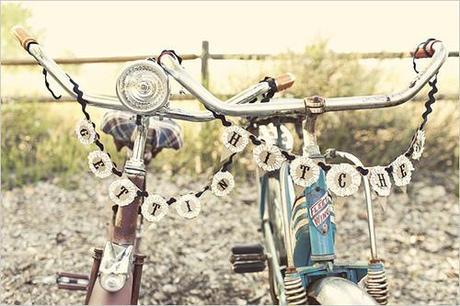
[365,263,389,305]
[284,272,307,305]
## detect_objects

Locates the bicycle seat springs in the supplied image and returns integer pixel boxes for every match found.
[365,260,389,305]
[284,270,308,305]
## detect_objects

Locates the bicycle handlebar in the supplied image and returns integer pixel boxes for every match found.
[11,25,448,120]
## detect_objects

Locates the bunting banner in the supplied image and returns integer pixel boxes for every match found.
[42,39,439,223]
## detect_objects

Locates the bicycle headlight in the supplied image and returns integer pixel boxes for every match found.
[116,60,170,114]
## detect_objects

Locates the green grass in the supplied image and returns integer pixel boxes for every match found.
[1,102,123,189]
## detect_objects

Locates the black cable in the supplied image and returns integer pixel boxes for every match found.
[260,77,277,103]
[419,76,438,130]
[68,77,123,177]
[42,68,62,99]
[195,185,210,198]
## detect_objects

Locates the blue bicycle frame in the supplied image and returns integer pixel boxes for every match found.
[258,120,373,304]
[259,164,368,283]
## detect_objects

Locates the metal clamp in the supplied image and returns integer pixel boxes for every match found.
[304,96,326,114]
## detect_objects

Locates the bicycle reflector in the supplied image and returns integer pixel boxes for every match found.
[116,60,170,114]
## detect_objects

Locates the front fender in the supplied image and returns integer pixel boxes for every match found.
[307,277,378,305]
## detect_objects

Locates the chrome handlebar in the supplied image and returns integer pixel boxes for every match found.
[17,28,447,121]
[158,41,447,115]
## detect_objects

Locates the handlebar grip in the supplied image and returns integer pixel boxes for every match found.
[413,40,437,59]
[274,73,295,92]
[11,26,37,50]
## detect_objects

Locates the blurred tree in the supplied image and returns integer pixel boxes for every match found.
[1,3,32,57]
[276,39,379,97]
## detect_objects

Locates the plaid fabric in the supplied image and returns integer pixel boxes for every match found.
[101,111,183,161]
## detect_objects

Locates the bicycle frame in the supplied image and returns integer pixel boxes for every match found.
[84,118,149,305]
[258,113,375,304]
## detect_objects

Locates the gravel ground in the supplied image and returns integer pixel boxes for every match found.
[1,171,458,305]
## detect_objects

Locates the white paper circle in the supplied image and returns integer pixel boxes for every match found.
[222,126,249,153]
[253,144,285,172]
[175,194,201,219]
[391,155,415,186]
[290,156,320,187]
[108,178,137,206]
[75,119,96,145]
[326,164,362,197]
[141,194,169,222]
[369,166,392,196]
[88,151,113,178]
[411,130,426,160]
[211,171,235,197]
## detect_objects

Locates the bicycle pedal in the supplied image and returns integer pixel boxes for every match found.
[231,243,264,255]
[56,272,89,291]
[230,244,267,273]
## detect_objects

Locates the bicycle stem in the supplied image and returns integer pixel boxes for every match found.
[302,114,321,157]
[124,116,149,176]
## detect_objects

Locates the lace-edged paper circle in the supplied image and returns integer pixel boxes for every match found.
[141,194,169,222]
[175,194,201,219]
[290,156,320,187]
[369,166,392,196]
[222,126,249,153]
[411,130,426,160]
[211,171,235,197]
[75,119,96,145]
[88,151,113,178]
[109,178,137,206]
[326,163,361,197]
[253,144,285,172]
[391,155,415,186]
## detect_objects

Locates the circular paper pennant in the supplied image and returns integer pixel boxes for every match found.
[108,178,137,206]
[141,194,168,222]
[75,119,96,145]
[253,144,285,172]
[326,164,362,197]
[391,155,415,186]
[175,194,201,219]
[211,171,235,197]
[411,130,426,160]
[290,156,320,187]
[369,166,392,196]
[88,151,113,178]
[222,126,249,153]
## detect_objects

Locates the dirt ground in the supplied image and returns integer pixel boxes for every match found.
[1,171,459,305]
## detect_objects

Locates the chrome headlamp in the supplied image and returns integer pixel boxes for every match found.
[116,60,170,114]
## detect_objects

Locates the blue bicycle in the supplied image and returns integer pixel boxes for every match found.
[229,42,447,305]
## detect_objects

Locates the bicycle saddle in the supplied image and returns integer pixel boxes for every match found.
[101,111,183,163]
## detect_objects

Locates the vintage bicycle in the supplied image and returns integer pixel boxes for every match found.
[11,26,447,305]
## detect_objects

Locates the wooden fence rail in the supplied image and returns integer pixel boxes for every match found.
[2,41,458,103]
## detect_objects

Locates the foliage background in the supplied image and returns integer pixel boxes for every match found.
[1,3,459,192]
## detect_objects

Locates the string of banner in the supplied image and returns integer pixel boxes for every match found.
[43,39,439,223]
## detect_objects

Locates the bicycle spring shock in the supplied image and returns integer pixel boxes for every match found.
[365,260,389,305]
[283,271,308,305]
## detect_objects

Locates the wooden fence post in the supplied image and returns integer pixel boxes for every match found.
[201,40,210,89]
